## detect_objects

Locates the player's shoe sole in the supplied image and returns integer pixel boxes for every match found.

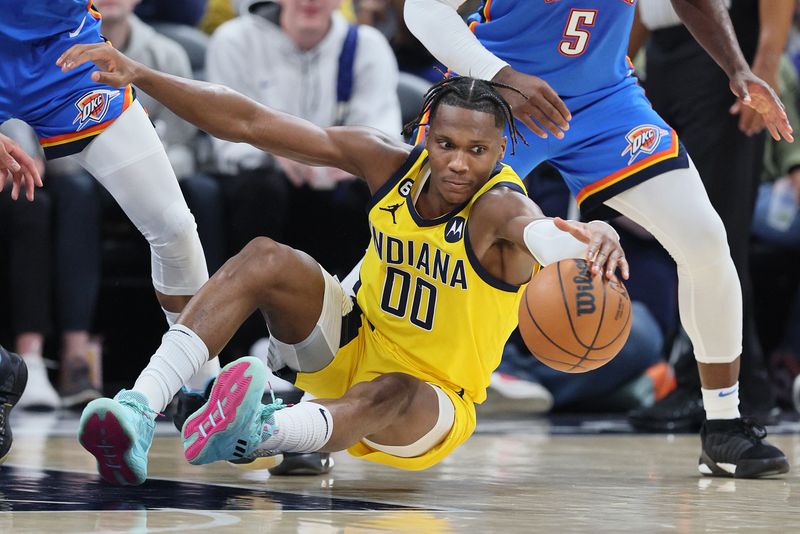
[182,357,267,465]
[79,398,148,485]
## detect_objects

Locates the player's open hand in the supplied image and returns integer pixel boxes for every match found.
[56,43,140,88]
[553,217,629,281]
[492,67,571,140]
[0,133,43,201]
[729,70,794,142]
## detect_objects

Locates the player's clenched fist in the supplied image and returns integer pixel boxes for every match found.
[57,43,141,88]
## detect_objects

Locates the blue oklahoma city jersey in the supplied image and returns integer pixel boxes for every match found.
[469,0,637,97]
[465,0,689,218]
[0,0,101,42]
[0,0,136,159]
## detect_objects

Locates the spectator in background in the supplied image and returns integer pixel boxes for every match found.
[351,0,442,83]
[207,0,401,272]
[628,0,793,432]
[200,0,238,34]
[0,121,59,410]
[44,0,226,408]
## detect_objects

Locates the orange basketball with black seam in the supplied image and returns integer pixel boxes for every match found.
[518,258,632,373]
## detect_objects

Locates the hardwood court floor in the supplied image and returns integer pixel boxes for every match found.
[1,411,799,533]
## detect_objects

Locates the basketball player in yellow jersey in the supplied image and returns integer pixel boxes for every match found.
[59,43,629,477]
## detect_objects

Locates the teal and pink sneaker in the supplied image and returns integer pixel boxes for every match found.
[182,356,275,465]
[78,390,156,485]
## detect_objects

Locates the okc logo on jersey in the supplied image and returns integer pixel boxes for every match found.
[72,90,120,131]
[621,124,669,164]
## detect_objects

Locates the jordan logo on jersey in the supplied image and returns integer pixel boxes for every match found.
[379,203,403,224]
[72,89,120,131]
[621,124,670,164]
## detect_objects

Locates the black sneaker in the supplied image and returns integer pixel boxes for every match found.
[0,346,28,463]
[60,362,102,410]
[699,418,790,478]
[268,452,334,476]
[628,386,704,432]
[172,379,215,432]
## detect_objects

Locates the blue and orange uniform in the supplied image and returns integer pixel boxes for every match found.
[468,0,688,216]
[0,0,135,158]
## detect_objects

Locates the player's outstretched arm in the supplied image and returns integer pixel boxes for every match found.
[671,0,794,142]
[472,188,629,282]
[403,0,571,139]
[0,132,43,202]
[56,43,408,188]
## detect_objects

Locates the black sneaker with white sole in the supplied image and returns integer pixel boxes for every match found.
[699,418,789,478]
[0,346,28,463]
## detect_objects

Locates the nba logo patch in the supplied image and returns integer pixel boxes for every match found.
[72,89,120,131]
[621,124,670,164]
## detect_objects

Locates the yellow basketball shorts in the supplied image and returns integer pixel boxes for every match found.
[295,319,476,471]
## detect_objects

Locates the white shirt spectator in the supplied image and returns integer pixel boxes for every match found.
[207,0,402,177]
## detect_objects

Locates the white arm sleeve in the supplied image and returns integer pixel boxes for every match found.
[404,0,509,81]
[523,219,588,267]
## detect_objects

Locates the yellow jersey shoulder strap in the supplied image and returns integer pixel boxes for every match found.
[366,144,427,212]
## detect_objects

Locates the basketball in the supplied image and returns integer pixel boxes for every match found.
[518,259,632,373]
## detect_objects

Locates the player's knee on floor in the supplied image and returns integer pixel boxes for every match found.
[149,200,208,295]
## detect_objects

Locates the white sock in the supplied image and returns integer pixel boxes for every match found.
[133,325,209,412]
[162,308,221,392]
[256,402,333,453]
[162,307,181,327]
[701,382,740,420]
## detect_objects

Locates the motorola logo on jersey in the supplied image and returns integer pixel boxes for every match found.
[620,124,669,165]
[444,216,466,243]
[72,89,120,131]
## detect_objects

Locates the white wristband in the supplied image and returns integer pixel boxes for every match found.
[522,219,587,266]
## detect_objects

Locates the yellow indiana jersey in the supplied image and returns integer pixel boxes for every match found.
[356,145,527,403]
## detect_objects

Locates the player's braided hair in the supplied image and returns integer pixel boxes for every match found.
[402,76,527,153]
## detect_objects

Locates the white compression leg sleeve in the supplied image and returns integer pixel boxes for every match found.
[604,159,742,364]
[74,102,217,392]
[72,100,209,296]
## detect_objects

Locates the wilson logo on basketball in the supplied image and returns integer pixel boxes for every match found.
[72,89,120,131]
[621,124,669,164]
[573,259,596,316]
